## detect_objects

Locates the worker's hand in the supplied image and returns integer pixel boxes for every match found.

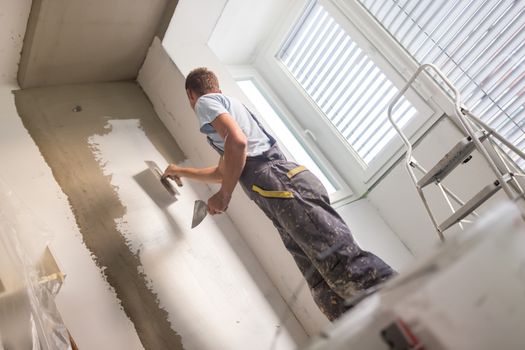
[207,190,231,215]
[162,164,183,187]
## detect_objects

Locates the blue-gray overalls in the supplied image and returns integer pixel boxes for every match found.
[208,108,394,320]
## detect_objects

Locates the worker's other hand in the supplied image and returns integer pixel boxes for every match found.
[207,190,231,215]
[162,164,183,186]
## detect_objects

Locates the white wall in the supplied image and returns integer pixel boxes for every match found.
[0,84,145,349]
[208,0,292,65]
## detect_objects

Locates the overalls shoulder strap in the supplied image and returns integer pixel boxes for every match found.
[242,104,277,146]
[206,104,278,157]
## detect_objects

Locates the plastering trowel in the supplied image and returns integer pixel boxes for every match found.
[191,200,208,228]
[145,160,182,196]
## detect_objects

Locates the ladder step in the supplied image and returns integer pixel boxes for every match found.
[418,131,487,188]
[438,179,503,232]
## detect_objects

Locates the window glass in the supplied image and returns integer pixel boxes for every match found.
[237,79,338,194]
[277,0,417,165]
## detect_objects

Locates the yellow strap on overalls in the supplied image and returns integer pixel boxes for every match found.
[252,185,294,198]
[287,165,307,178]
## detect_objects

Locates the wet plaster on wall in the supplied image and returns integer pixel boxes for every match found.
[14,82,185,350]
[13,80,302,350]
[87,119,300,349]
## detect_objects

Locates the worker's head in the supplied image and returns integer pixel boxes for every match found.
[185,67,221,109]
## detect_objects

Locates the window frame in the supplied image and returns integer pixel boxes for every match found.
[229,65,355,205]
[254,0,444,195]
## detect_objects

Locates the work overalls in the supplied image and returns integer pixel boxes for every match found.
[209,109,394,321]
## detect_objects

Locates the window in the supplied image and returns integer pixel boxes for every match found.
[277,0,417,165]
[359,0,525,167]
[255,0,435,194]
[237,78,339,195]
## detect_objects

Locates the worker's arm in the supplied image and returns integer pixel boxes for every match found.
[163,113,247,214]
[208,113,247,215]
[163,163,223,184]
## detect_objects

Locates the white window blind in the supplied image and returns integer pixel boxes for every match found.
[359,0,525,166]
[277,0,417,165]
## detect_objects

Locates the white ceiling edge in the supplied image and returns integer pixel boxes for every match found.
[208,0,294,65]
[0,0,32,85]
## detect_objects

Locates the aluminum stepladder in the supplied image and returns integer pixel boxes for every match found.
[388,64,525,242]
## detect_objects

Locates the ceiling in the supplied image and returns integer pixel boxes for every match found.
[18,0,177,88]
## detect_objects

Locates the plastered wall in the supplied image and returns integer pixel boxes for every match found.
[13,81,306,350]
[0,83,145,349]
[0,1,146,348]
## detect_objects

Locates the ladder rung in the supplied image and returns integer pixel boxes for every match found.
[418,131,487,188]
[438,180,502,231]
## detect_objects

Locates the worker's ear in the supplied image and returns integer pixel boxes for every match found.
[186,89,198,109]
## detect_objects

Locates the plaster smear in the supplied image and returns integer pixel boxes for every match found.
[0,82,144,349]
[14,82,186,350]
[88,118,298,350]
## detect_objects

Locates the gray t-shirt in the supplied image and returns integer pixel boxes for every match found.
[195,93,271,156]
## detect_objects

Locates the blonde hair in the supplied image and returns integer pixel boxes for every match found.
[185,67,220,96]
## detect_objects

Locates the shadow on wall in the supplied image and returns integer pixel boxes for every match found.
[133,169,185,242]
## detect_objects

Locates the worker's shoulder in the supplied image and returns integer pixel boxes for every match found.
[203,92,244,106]
[198,93,232,104]
[196,93,227,111]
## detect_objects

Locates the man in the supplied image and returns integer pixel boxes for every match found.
[163,67,394,320]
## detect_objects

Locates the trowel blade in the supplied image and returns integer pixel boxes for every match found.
[145,160,180,196]
[191,200,208,228]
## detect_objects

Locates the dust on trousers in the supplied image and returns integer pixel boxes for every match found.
[239,145,394,321]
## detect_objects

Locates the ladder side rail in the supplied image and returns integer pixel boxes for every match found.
[387,64,454,241]
[485,138,525,196]
[463,109,525,162]
[387,65,430,188]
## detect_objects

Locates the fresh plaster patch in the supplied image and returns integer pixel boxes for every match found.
[14,82,185,350]
[14,81,300,350]
[88,118,298,350]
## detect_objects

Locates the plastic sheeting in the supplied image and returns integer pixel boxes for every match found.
[0,178,71,350]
